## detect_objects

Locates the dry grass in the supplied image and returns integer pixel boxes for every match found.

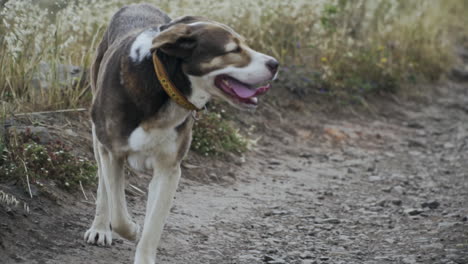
[0,0,467,112]
[0,190,30,213]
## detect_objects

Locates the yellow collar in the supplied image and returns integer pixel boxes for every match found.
[152,52,200,111]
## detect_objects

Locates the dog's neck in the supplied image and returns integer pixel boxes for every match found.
[120,28,210,134]
[155,50,210,110]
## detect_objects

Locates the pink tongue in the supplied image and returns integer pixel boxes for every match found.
[230,80,257,98]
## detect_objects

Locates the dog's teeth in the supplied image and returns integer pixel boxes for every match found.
[251,97,258,104]
[223,80,230,86]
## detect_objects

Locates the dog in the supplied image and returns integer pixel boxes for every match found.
[85,3,278,263]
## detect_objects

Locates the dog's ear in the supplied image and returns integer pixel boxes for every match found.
[151,24,197,58]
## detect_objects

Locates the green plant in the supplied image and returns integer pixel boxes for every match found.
[0,128,97,192]
[191,111,248,156]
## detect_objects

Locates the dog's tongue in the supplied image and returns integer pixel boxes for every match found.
[229,79,257,98]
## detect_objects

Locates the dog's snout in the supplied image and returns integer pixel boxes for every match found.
[266,59,279,75]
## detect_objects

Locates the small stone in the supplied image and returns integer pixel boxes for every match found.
[377,199,387,207]
[288,166,302,172]
[321,218,341,224]
[393,186,406,195]
[268,160,281,166]
[324,127,347,141]
[402,256,417,264]
[407,139,426,148]
[64,128,78,137]
[404,208,423,216]
[374,256,393,261]
[209,173,218,181]
[438,222,457,228]
[299,153,314,159]
[10,253,26,262]
[421,200,440,209]
[368,176,382,182]
[416,130,427,136]
[5,208,14,216]
[300,253,313,259]
[409,151,422,156]
[268,259,286,264]
[381,186,392,193]
[264,210,290,217]
[407,122,425,129]
[239,254,258,261]
[443,142,455,149]
[267,249,278,254]
[14,126,52,144]
[451,66,468,81]
[391,199,402,206]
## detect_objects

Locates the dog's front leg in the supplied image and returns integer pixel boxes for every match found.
[134,163,181,264]
[84,127,113,246]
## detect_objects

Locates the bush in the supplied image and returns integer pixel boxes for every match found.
[0,128,97,191]
[191,110,248,157]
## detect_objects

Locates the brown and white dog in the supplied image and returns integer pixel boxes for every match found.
[85,3,278,263]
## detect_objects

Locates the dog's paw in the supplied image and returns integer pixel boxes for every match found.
[113,221,141,242]
[84,226,113,246]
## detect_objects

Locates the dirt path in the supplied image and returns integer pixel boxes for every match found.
[2,73,468,263]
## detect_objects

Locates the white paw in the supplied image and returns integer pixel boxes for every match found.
[84,226,113,246]
[113,221,141,242]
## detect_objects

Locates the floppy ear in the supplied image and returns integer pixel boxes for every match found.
[151,24,197,58]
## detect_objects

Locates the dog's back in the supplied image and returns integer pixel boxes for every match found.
[91,4,170,93]
[106,4,170,45]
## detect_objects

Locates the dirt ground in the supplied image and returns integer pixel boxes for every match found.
[1,63,468,263]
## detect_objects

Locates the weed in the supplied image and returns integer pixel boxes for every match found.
[192,111,247,157]
[0,128,96,192]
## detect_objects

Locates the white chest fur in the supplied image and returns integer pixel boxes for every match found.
[127,126,178,174]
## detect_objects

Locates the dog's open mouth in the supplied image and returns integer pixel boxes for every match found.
[214,75,270,106]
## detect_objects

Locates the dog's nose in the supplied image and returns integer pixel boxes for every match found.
[266,59,279,75]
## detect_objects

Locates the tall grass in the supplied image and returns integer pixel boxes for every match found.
[0,0,467,112]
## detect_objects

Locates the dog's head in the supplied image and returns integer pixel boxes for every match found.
[151,16,279,110]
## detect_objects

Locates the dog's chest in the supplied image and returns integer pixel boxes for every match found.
[126,126,178,174]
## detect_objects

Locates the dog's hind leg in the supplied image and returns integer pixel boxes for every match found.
[134,163,181,264]
[84,125,113,246]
